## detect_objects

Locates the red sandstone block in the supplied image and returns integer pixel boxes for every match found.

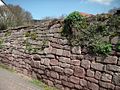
[74,66,85,78]
[71,60,80,66]
[69,76,80,84]
[50,59,59,66]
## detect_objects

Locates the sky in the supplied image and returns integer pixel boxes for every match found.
[0,0,120,19]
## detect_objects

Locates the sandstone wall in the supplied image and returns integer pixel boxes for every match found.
[0,21,120,90]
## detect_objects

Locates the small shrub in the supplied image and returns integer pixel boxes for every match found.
[25,42,33,53]
[25,31,38,40]
[91,42,112,55]
[30,32,38,40]
[62,11,87,37]
[24,39,40,53]
[25,31,31,37]
[40,39,48,50]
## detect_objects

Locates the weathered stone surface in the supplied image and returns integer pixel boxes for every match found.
[101,73,112,82]
[95,71,102,80]
[71,60,80,66]
[71,55,84,60]
[97,56,118,64]
[46,54,55,59]
[56,49,63,56]
[44,48,50,54]
[60,75,68,81]
[64,68,73,75]
[87,69,94,77]
[104,56,118,64]
[50,71,59,79]
[115,86,120,90]
[50,59,59,66]
[106,65,120,72]
[33,61,40,68]
[99,81,115,89]
[74,66,85,78]
[39,64,46,70]
[55,84,64,90]
[84,54,95,61]
[91,62,104,71]
[71,46,81,54]
[52,66,64,73]
[43,58,50,66]
[79,79,87,86]
[32,54,41,61]
[58,39,68,45]
[64,87,70,90]
[88,82,99,90]
[55,79,61,84]
[51,47,56,54]
[47,80,53,86]
[69,76,80,84]
[59,57,71,63]
[111,36,119,44]
[99,87,107,90]
[38,69,44,74]
[62,50,71,57]
[117,60,120,66]
[103,65,114,75]
[59,62,70,68]
[81,60,90,69]
[113,73,120,86]
[75,84,82,89]
[62,81,74,88]
[86,77,98,83]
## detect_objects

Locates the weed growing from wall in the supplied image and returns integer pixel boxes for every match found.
[25,31,38,40]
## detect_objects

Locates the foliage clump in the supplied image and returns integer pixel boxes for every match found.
[62,11,87,36]
[62,11,120,55]
[24,39,39,53]
[25,31,38,40]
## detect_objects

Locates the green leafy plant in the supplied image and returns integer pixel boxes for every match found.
[25,31,31,37]
[90,42,112,55]
[24,39,40,53]
[25,42,33,53]
[30,32,38,40]
[40,39,48,50]
[25,31,38,40]
[61,11,87,37]
[61,11,120,55]
[4,31,11,36]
